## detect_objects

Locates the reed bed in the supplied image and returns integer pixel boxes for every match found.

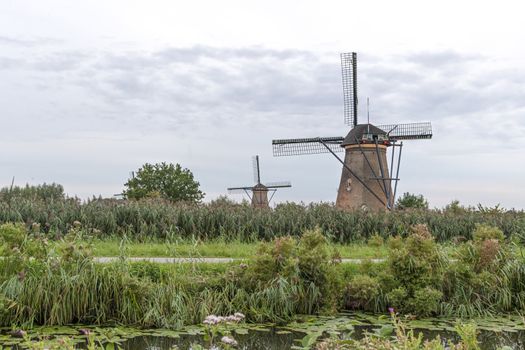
[0,193,524,243]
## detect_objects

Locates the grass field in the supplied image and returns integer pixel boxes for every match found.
[91,239,391,258]
[89,238,459,259]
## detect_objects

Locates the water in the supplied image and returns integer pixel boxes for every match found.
[2,315,525,349]
[118,327,525,350]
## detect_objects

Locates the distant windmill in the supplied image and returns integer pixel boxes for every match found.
[227,155,292,208]
[272,52,433,211]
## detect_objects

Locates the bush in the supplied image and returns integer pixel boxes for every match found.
[386,287,408,311]
[388,225,445,291]
[344,274,380,310]
[0,223,48,261]
[384,225,445,315]
[241,227,342,312]
[407,287,443,317]
[124,162,204,203]
[0,222,27,249]
[472,223,505,242]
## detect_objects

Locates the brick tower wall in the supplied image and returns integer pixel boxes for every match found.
[335,144,392,211]
[252,189,269,208]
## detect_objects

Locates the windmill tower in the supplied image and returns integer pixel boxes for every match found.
[227,155,292,208]
[272,52,433,211]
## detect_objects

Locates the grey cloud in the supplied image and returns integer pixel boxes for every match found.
[4,45,525,144]
[360,55,525,126]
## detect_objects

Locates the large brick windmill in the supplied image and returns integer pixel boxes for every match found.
[227,155,292,208]
[272,52,433,211]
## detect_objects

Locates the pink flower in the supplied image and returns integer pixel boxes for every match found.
[233,312,245,320]
[388,307,395,314]
[221,336,238,346]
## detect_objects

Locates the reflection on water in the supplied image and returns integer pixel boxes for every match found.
[2,317,525,350]
[123,330,301,350]
[122,331,304,350]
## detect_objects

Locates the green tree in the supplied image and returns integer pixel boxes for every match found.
[123,162,204,203]
[395,192,428,210]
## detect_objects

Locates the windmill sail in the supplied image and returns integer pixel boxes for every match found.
[265,181,292,188]
[341,52,358,127]
[376,122,433,140]
[227,187,253,194]
[252,155,261,184]
[272,136,344,156]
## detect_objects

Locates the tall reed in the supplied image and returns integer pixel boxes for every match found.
[1,195,524,243]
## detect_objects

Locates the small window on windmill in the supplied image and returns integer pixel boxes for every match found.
[346,178,352,192]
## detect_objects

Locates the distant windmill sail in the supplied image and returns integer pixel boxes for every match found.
[227,155,292,208]
[272,52,433,211]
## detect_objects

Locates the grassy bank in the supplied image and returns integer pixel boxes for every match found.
[1,222,525,330]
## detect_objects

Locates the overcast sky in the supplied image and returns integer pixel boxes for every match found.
[1,0,524,209]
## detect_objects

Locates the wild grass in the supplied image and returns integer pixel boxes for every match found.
[0,223,330,328]
[1,221,525,330]
[1,185,524,243]
[0,259,321,328]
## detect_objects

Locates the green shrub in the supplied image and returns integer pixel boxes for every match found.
[386,287,408,310]
[246,236,298,284]
[0,222,27,249]
[241,227,342,312]
[344,274,380,311]
[383,225,446,315]
[0,222,49,261]
[472,223,505,242]
[388,225,445,292]
[407,287,443,317]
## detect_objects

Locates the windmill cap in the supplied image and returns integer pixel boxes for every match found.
[341,124,389,146]
[253,183,268,190]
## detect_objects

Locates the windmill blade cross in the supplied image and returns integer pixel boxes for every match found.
[341,52,358,127]
[376,122,433,140]
[272,136,344,156]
